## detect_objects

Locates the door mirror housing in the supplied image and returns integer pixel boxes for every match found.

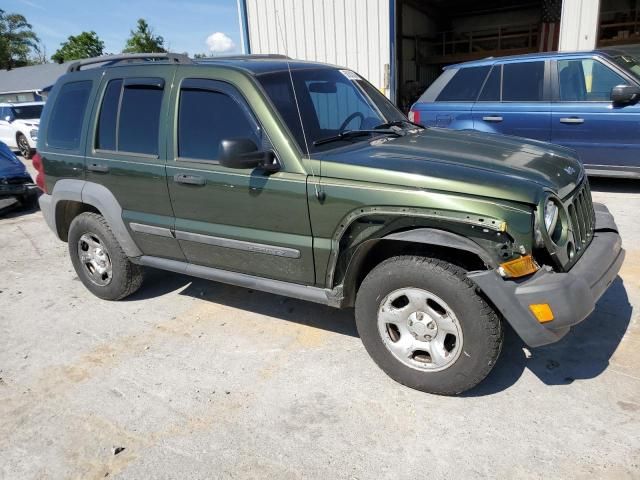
[4,115,13,123]
[611,84,640,104]
[218,138,279,172]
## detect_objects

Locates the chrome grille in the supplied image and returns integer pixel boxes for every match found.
[564,179,596,254]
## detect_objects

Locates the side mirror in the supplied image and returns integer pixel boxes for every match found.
[611,84,640,105]
[4,115,12,123]
[218,138,279,172]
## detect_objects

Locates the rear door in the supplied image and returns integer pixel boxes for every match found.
[0,107,14,146]
[414,66,490,129]
[551,56,640,173]
[472,60,552,141]
[85,65,185,261]
[165,71,315,284]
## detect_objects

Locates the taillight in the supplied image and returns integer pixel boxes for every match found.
[408,108,421,125]
[32,152,47,193]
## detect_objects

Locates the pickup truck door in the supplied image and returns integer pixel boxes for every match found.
[472,60,552,141]
[551,57,640,174]
[165,73,315,284]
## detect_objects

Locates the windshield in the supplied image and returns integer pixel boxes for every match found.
[257,68,407,153]
[11,104,43,120]
[611,54,640,82]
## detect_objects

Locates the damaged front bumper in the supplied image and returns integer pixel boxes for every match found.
[468,203,624,347]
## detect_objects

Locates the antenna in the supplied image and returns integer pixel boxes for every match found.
[275,10,324,201]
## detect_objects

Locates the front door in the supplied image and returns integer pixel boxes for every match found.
[551,57,640,174]
[472,60,552,141]
[165,74,314,284]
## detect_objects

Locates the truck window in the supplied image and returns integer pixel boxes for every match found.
[478,65,501,102]
[178,80,258,162]
[95,78,163,155]
[48,81,92,150]
[502,62,545,101]
[558,59,628,101]
[436,66,490,102]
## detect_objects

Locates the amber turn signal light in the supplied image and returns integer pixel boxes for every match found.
[498,254,538,278]
[529,303,554,323]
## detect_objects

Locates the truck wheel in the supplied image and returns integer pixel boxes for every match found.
[17,133,32,159]
[355,255,503,395]
[68,212,144,300]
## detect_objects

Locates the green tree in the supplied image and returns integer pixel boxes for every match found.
[52,31,104,63]
[123,19,165,53]
[0,9,40,69]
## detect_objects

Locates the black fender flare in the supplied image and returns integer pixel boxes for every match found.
[337,228,497,306]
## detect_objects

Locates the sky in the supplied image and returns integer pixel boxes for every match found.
[3,0,243,58]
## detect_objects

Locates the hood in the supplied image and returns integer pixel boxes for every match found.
[0,141,29,178]
[317,128,583,204]
[13,118,40,128]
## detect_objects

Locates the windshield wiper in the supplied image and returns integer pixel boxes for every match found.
[313,129,402,146]
[374,120,424,130]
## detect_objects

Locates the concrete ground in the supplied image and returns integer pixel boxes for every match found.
[1,158,639,479]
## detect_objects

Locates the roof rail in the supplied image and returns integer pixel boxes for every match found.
[197,54,291,61]
[67,53,193,73]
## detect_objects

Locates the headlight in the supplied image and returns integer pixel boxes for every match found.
[544,199,559,233]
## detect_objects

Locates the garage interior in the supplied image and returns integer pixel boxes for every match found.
[394,0,564,110]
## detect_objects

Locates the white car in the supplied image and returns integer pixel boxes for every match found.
[0,102,44,159]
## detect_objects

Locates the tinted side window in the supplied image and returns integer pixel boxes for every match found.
[118,84,163,155]
[48,81,92,150]
[436,66,490,102]
[478,65,501,101]
[178,83,258,162]
[502,62,545,101]
[558,59,628,101]
[96,79,122,150]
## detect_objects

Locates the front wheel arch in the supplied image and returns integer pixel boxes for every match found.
[339,233,492,307]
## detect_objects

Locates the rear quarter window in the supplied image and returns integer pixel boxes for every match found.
[436,66,490,102]
[47,81,92,150]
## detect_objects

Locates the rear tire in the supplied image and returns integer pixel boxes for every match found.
[68,212,144,300]
[16,133,32,159]
[355,255,503,395]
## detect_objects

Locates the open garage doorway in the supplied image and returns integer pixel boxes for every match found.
[394,0,563,111]
[598,0,640,57]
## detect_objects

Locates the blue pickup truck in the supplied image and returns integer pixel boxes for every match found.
[409,50,640,178]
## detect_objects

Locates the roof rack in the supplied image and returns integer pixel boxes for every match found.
[197,54,291,61]
[67,53,193,73]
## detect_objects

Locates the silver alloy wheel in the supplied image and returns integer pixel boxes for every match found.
[377,288,463,372]
[17,135,30,157]
[77,233,113,286]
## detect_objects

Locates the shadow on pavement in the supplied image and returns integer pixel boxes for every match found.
[464,277,632,396]
[130,269,631,395]
[589,177,640,194]
[128,267,358,338]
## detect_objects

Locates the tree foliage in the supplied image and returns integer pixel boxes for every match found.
[52,31,104,63]
[0,9,40,69]
[123,19,165,53]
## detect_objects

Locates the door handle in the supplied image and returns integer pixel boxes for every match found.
[482,116,503,122]
[559,117,584,124]
[87,163,109,173]
[173,173,205,186]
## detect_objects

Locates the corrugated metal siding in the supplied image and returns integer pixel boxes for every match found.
[245,0,390,95]
[559,0,601,51]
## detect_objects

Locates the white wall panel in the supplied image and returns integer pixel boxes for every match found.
[245,0,391,95]
[559,0,601,51]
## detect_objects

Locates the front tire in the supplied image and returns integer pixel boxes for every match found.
[355,255,503,395]
[68,212,144,300]
[16,133,32,159]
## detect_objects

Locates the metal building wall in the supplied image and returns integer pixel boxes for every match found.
[244,0,391,96]
[559,0,601,51]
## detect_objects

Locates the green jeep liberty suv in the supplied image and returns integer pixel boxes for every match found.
[36,53,624,394]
